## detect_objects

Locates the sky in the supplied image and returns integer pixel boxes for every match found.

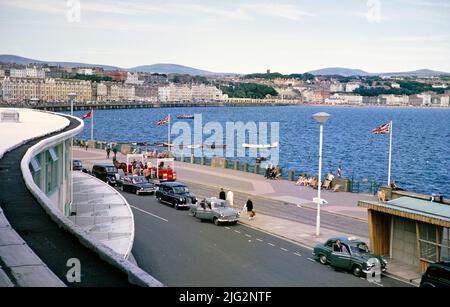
[0,0,449,74]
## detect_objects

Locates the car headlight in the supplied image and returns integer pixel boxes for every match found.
[179,198,183,202]
[220,213,224,217]
[382,258,387,265]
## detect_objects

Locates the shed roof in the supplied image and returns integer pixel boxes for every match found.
[358,196,450,228]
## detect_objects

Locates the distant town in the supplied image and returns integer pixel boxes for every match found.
[0,57,449,108]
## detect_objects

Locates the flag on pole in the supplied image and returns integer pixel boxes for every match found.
[371,122,390,134]
[372,121,394,186]
[337,164,342,177]
[156,115,170,126]
[82,111,92,120]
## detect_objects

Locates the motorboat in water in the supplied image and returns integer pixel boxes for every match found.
[176,114,195,119]
[242,142,279,149]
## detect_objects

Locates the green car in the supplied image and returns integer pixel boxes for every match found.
[313,237,387,277]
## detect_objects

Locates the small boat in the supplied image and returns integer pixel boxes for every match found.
[176,114,195,119]
[242,142,279,149]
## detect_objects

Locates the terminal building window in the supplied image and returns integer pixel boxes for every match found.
[45,147,59,195]
[30,154,42,189]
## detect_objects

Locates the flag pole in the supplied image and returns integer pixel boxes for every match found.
[387,120,393,186]
[168,114,171,153]
[90,109,94,141]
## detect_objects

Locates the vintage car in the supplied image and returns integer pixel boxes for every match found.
[420,261,450,288]
[190,197,240,226]
[92,164,119,186]
[118,176,156,195]
[313,237,387,277]
[155,182,197,209]
[72,159,83,171]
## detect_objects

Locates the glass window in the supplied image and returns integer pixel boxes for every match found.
[30,156,41,172]
[419,223,450,263]
[48,147,59,162]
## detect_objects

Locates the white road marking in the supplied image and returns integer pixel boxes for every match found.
[307,258,315,262]
[294,252,302,257]
[225,227,231,230]
[280,248,288,252]
[372,281,384,287]
[130,205,168,222]
[267,243,275,247]
[245,234,252,238]
[234,230,241,234]
[256,238,263,242]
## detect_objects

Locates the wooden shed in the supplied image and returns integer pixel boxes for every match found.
[358,197,450,273]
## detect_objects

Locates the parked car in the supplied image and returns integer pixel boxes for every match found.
[190,197,240,226]
[155,182,197,209]
[72,159,83,171]
[118,176,156,195]
[92,164,118,186]
[313,237,387,277]
[420,261,450,287]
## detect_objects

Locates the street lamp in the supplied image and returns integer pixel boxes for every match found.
[68,93,77,116]
[313,112,330,236]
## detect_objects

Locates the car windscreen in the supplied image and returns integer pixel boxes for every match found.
[350,243,370,254]
[106,167,118,173]
[132,177,146,184]
[73,161,82,166]
[173,186,188,194]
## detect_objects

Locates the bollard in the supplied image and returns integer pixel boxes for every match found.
[180,154,185,163]
[243,163,249,172]
[190,155,195,164]
[254,164,260,174]
[288,170,295,181]
[200,156,205,165]
[224,159,228,169]
[233,160,239,171]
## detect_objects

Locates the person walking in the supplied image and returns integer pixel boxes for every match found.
[112,145,118,159]
[219,188,226,200]
[226,190,234,208]
[246,198,255,220]
[106,145,111,159]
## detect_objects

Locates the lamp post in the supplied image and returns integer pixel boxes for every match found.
[313,112,330,236]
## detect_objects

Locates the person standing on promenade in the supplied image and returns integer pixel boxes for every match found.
[246,198,254,220]
[219,188,226,200]
[85,143,88,151]
[113,145,118,159]
[106,145,111,159]
[226,190,234,208]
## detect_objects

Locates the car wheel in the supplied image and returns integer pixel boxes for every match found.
[213,217,220,226]
[352,264,363,277]
[319,254,327,265]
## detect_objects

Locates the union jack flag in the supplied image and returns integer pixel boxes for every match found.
[156,115,170,126]
[371,122,390,134]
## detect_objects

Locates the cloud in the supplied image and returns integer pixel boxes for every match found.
[382,34,450,44]
[0,0,313,21]
[241,3,314,20]
[413,0,450,8]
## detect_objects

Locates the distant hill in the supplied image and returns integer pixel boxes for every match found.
[0,55,120,71]
[129,63,214,76]
[0,55,215,76]
[308,67,450,77]
[308,67,370,77]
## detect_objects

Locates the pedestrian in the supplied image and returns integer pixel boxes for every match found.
[106,145,111,159]
[113,145,118,158]
[226,190,234,208]
[246,198,255,220]
[219,188,226,200]
[85,143,88,151]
